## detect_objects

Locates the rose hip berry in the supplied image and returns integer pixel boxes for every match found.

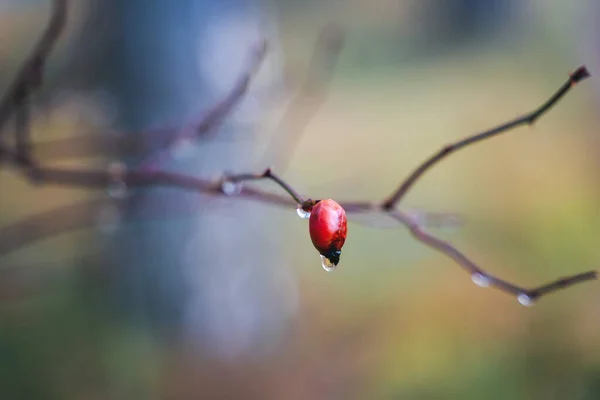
[308,199,347,267]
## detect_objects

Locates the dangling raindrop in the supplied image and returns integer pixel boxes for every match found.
[517,293,535,307]
[320,255,337,272]
[296,206,311,219]
[221,180,242,196]
[471,272,490,288]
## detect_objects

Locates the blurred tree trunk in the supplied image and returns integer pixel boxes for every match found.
[70,0,294,358]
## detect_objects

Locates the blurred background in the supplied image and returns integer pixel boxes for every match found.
[1,0,600,399]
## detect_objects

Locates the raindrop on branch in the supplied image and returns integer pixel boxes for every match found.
[517,293,535,307]
[471,272,490,288]
[296,207,311,219]
[221,180,242,196]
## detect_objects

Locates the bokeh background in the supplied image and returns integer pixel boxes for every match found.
[2,0,600,399]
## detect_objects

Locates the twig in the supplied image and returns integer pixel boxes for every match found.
[0,0,67,142]
[223,168,305,204]
[261,23,345,172]
[382,66,591,209]
[389,210,597,304]
[4,157,595,305]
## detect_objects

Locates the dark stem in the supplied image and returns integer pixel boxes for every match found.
[382,66,591,209]
[225,168,305,205]
[0,0,67,136]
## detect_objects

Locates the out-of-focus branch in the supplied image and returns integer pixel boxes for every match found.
[261,22,345,171]
[0,0,67,161]
[137,40,268,169]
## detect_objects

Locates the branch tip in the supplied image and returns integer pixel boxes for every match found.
[570,66,590,83]
[383,64,591,208]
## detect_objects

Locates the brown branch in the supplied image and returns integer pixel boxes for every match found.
[389,210,597,304]
[382,66,591,209]
[0,162,455,257]
[4,156,594,305]
[223,168,305,204]
[0,0,67,142]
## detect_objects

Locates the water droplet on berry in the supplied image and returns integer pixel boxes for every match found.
[320,255,337,272]
[517,293,535,307]
[296,207,311,219]
[221,180,242,196]
[471,272,490,288]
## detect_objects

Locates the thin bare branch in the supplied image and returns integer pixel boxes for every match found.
[137,40,268,169]
[382,66,591,209]
[0,0,67,136]
[193,40,268,136]
[389,210,597,303]
[224,167,306,204]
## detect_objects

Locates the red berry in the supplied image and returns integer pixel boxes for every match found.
[308,199,347,265]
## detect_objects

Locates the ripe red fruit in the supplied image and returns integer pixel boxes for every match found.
[308,199,347,266]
